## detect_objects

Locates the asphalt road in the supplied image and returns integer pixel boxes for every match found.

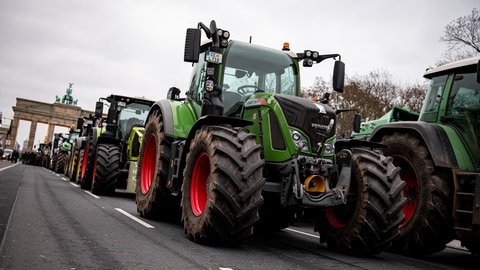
[0,161,477,270]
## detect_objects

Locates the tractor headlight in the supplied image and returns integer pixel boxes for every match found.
[290,129,309,152]
[323,141,335,155]
[205,79,214,92]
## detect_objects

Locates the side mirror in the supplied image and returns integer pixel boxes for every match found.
[333,60,345,93]
[167,87,181,100]
[184,28,201,63]
[95,101,103,118]
[353,113,361,133]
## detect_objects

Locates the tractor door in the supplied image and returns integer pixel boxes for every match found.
[444,71,480,167]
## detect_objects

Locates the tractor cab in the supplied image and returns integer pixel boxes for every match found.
[183,21,344,120]
[96,95,153,141]
[422,56,480,169]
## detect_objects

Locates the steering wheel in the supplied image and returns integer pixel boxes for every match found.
[237,85,259,94]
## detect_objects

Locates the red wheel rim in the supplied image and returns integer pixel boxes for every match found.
[140,134,157,194]
[395,157,419,228]
[325,207,348,229]
[190,152,209,216]
[81,144,88,178]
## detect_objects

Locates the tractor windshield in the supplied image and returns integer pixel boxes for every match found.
[221,41,298,115]
[118,103,150,139]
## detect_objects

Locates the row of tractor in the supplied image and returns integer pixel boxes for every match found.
[48,20,479,257]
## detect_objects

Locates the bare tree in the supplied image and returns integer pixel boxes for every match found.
[400,83,427,112]
[301,67,428,137]
[439,8,480,63]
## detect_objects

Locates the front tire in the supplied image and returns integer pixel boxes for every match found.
[136,111,178,220]
[316,147,406,255]
[182,126,264,244]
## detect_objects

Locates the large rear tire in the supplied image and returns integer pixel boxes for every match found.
[380,132,454,255]
[91,143,120,195]
[316,147,406,255]
[136,111,178,219]
[182,126,265,244]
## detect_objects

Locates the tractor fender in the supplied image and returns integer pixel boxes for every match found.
[369,121,458,168]
[148,99,198,138]
[183,115,253,158]
[147,100,175,137]
[187,115,252,141]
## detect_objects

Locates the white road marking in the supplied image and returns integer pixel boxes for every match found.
[61,177,68,181]
[286,227,468,253]
[0,163,19,172]
[70,183,79,187]
[84,190,100,199]
[115,208,155,228]
[446,240,468,251]
[284,227,319,239]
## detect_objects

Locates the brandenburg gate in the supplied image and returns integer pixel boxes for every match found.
[5,84,93,151]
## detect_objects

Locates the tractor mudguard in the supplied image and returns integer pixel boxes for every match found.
[370,121,458,168]
[148,99,197,139]
[148,100,175,137]
[183,115,253,157]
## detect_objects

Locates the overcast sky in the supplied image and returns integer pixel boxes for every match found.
[0,0,478,148]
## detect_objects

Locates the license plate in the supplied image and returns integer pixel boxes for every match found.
[205,51,222,64]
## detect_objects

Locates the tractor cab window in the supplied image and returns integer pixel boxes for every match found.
[222,41,298,116]
[117,103,150,139]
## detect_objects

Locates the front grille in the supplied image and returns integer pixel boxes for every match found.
[275,95,336,149]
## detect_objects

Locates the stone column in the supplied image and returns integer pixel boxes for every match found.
[7,116,20,150]
[46,123,55,145]
[28,120,37,151]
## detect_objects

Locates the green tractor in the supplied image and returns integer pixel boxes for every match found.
[135,20,406,255]
[65,118,86,181]
[51,128,80,174]
[352,56,480,255]
[79,95,154,195]
[34,143,51,168]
